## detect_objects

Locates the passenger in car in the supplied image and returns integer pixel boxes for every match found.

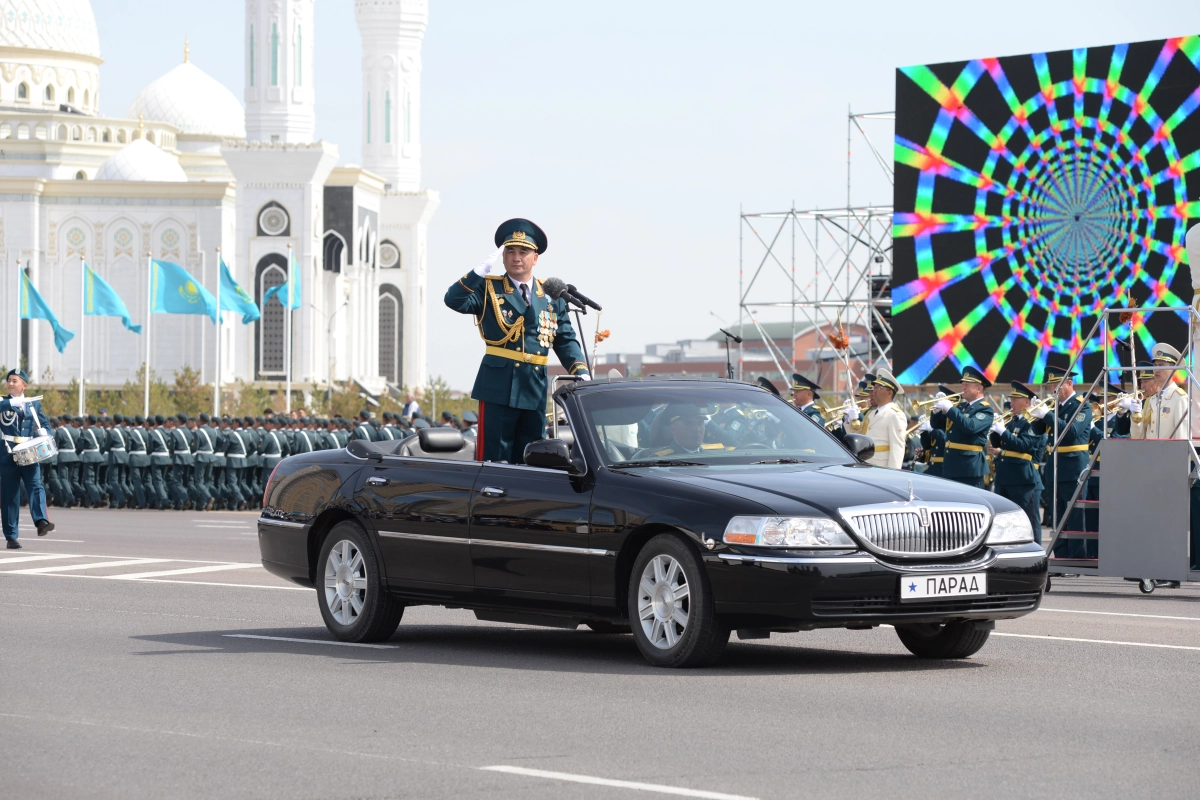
[633,404,721,458]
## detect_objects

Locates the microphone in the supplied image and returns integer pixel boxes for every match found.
[565,284,602,311]
[542,277,576,304]
[720,328,743,344]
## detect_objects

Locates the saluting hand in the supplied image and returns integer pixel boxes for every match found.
[474,246,505,277]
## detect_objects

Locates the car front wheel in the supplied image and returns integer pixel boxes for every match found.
[317,521,403,643]
[628,534,728,668]
[894,620,990,658]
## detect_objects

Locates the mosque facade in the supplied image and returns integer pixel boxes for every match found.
[0,0,436,396]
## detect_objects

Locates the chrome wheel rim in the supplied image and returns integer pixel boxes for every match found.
[637,554,690,649]
[324,539,367,626]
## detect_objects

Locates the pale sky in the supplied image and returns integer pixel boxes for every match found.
[92,0,1200,391]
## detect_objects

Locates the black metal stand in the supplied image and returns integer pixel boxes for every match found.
[571,307,593,375]
[719,329,741,380]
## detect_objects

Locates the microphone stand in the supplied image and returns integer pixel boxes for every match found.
[571,305,593,375]
[719,328,741,380]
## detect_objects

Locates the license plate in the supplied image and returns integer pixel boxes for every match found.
[900,572,987,602]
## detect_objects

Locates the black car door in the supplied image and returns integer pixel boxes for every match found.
[354,457,482,597]
[469,463,594,612]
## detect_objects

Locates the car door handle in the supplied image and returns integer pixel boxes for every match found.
[480,486,506,498]
[366,476,389,486]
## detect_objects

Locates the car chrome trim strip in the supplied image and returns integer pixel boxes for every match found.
[718,554,877,565]
[377,530,471,545]
[257,517,306,529]
[994,549,1046,560]
[376,530,612,556]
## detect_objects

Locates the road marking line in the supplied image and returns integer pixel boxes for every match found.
[194,524,253,529]
[224,634,397,649]
[994,632,1200,651]
[3,558,171,574]
[0,554,79,565]
[25,539,86,543]
[111,564,261,580]
[1040,607,1200,623]
[480,766,757,800]
[0,571,308,590]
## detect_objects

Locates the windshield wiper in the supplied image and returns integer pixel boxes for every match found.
[753,457,803,464]
[615,459,707,468]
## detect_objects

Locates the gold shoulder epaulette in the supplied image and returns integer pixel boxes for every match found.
[980,401,990,407]
[700,443,725,450]
[653,448,675,456]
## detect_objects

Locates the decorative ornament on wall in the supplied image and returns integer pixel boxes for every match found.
[259,205,289,236]
[113,227,133,257]
[379,240,400,269]
[65,225,86,257]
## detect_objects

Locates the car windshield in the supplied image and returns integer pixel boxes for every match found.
[575,384,851,467]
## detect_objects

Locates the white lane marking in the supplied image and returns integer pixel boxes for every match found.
[0,571,309,591]
[1040,607,1200,623]
[112,564,261,580]
[25,539,86,543]
[994,632,1200,651]
[3,558,172,575]
[224,634,397,650]
[0,554,78,565]
[481,766,758,800]
[194,524,253,529]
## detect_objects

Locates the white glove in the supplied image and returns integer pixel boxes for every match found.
[917,418,932,433]
[1116,395,1133,412]
[8,395,28,409]
[990,420,1006,435]
[579,374,592,381]
[473,246,504,277]
[933,398,953,413]
[842,406,860,423]
[1127,399,1142,414]
[1031,404,1049,419]
[934,391,946,399]
[35,427,48,438]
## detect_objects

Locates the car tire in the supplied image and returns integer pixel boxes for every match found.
[317,521,403,643]
[894,620,990,659]
[627,533,729,668]
[583,620,631,634]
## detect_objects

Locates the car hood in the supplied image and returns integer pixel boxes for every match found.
[652,462,1015,518]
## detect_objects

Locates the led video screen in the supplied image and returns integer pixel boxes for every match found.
[892,37,1200,385]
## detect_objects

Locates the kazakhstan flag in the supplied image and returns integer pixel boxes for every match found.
[219,258,260,324]
[150,259,217,323]
[84,263,141,333]
[262,251,302,310]
[19,269,75,353]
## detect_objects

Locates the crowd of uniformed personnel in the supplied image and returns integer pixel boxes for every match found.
[32,407,477,511]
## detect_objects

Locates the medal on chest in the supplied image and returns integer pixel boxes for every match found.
[537,309,559,349]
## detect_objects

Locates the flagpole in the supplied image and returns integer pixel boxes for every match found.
[144,254,152,417]
[214,247,221,418]
[199,249,206,386]
[286,243,292,414]
[78,253,85,415]
[14,257,20,374]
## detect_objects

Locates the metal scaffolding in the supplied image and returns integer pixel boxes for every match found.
[737,110,895,391]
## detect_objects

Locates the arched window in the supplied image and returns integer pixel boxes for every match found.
[56,124,67,140]
[323,231,345,273]
[75,170,86,180]
[17,82,27,100]
[102,128,110,143]
[117,129,127,143]
[255,254,289,378]
[67,87,75,104]
[44,84,53,102]
[378,285,403,385]
[83,89,89,107]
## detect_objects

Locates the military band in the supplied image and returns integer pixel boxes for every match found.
[989,381,1046,542]
[932,366,994,489]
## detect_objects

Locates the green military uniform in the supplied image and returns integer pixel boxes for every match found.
[54,416,80,506]
[936,366,994,489]
[444,218,591,464]
[76,416,106,507]
[791,373,825,426]
[991,381,1046,541]
[147,415,172,509]
[126,418,150,509]
[1033,365,1093,558]
[105,416,129,509]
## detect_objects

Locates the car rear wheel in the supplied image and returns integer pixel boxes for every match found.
[894,620,990,659]
[628,534,728,668]
[317,521,403,643]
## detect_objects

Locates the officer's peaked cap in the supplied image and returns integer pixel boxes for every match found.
[495,218,547,254]
[960,365,992,389]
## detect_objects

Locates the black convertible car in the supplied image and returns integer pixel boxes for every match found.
[257,378,1046,667]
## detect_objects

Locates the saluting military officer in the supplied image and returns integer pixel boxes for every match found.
[989,381,1047,541]
[0,368,54,547]
[860,370,907,469]
[791,374,825,425]
[444,218,591,463]
[1031,364,1093,557]
[932,366,994,489]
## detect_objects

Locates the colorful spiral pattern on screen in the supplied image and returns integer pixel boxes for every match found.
[892,37,1200,384]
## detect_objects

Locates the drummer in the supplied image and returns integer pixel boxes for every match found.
[0,368,54,548]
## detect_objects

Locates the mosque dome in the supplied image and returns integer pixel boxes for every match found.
[0,0,101,59]
[128,59,245,139]
[95,138,187,182]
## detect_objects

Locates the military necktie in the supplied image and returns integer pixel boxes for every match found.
[520,284,529,305]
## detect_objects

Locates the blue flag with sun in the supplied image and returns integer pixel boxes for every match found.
[150,259,217,323]
[219,258,260,323]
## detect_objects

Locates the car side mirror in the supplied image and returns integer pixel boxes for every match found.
[524,438,579,472]
[418,427,466,453]
[843,433,875,463]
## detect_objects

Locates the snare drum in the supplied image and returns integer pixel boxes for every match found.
[10,435,58,467]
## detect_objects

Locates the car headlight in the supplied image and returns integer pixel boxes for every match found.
[986,510,1034,545]
[723,515,856,548]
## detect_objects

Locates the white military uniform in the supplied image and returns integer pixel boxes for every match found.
[863,400,907,469]
[1132,382,1189,439]
[1187,224,1200,437]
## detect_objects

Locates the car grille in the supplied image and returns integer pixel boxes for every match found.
[838,502,989,558]
[811,592,1040,619]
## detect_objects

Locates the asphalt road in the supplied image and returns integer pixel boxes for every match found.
[1,509,1198,800]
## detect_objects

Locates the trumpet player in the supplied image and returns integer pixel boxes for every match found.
[932,366,994,489]
[1032,365,1092,558]
[917,384,954,477]
[791,374,825,426]
[989,381,1047,541]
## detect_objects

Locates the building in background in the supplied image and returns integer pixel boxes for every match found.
[0,0,436,396]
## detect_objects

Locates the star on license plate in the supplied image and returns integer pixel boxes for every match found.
[900,572,987,602]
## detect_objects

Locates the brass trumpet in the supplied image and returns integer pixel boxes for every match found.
[819,398,869,417]
[905,413,929,436]
[1091,390,1144,414]
[912,392,962,409]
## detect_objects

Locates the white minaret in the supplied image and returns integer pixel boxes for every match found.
[355,0,427,191]
[244,0,315,143]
